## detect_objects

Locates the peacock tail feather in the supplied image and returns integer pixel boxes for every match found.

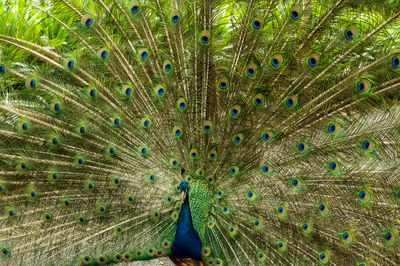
[0,0,400,265]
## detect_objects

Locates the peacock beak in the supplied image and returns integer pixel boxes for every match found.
[181,189,187,201]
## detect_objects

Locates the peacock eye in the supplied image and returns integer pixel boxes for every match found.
[86,18,93,26]
[345,30,353,40]
[131,6,139,14]
[172,15,179,22]
[67,60,74,69]
[290,10,299,19]
[392,56,400,68]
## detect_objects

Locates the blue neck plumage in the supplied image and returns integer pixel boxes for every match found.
[172,192,202,260]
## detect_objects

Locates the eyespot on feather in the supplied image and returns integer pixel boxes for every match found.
[289,6,302,21]
[25,77,37,89]
[391,53,400,69]
[208,149,218,161]
[252,93,264,107]
[129,1,141,15]
[217,77,229,92]
[170,11,181,24]
[355,79,371,95]
[344,26,358,41]
[229,105,241,118]
[270,54,283,68]
[199,31,211,45]
[163,60,173,73]
[64,58,75,70]
[81,14,94,27]
[0,63,6,74]
[246,63,258,78]
[284,95,298,109]
[138,48,149,60]
[307,54,319,67]
[98,48,109,60]
[251,17,263,31]
[202,121,213,134]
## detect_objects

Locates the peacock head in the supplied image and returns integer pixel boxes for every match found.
[178,180,189,201]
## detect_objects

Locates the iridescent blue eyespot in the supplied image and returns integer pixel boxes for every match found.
[308,57,317,66]
[254,97,262,106]
[357,81,365,92]
[201,36,209,44]
[0,64,4,73]
[158,88,165,96]
[67,60,74,69]
[114,118,120,125]
[385,232,392,241]
[298,143,305,151]
[278,207,283,213]
[319,204,325,211]
[392,56,400,68]
[131,5,139,14]
[125,87,132,96]
[286,98,294,107]
[359,190,366,199]
[292,179,298,186]
[345,30,353,40]
[247,68,255,76]
[263,165,269,173]
[89,88,96,97]
[320,253,326,260]
[329,162,337,171]
[85,18,93,26]
[219,82,227,89]
[30,79,36,88]
[271,58,279,67]
[342,232,349,240]
[303,224,308,230]
[141,51,148,59]
[22,122,28,130]
[290,10,299,19]
[362,140,370,150]
[172,15,180,23]
[248,192,253,198]
[328,123,335,132]
[252,20,261,29]
[164,64,171,71]
[231,108,238,116]
[101,50,108,58]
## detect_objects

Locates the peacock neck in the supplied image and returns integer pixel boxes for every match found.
[172,193,202,260]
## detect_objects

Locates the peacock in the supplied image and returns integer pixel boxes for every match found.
[0,0,400,265]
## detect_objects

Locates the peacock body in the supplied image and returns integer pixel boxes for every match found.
[0,0,400,265]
